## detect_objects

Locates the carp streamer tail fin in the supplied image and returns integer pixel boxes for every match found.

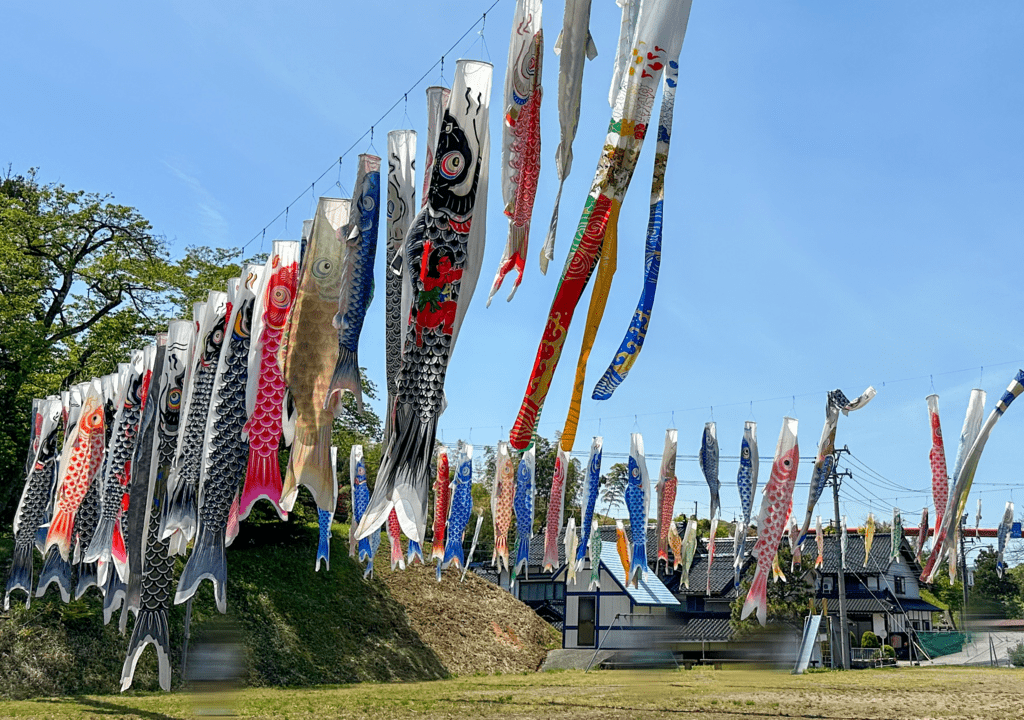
[442,534,465,571]
[36,546,73,603]
[43,506,75,562]
[514,533,530,577]
[175,523,227,614]
[325,345,364,413]
[494,534,509,574]
[239,447,287,521]
[281,423,332,513]
[162,480,198,545]
[4,543,34,610]
[357,402,434,546]
[102,568,127,626]
[316,508,332,572]
[74,561,99,599]
[82,516,114,565]
[120,608,172,692]
[407,540,423,565]
[741,563,770,626]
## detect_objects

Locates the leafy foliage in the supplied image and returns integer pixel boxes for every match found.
[730,545,813,638]
[966,547,1019,619]
[0,169,268,523]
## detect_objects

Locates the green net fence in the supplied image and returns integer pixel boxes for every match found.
[916,631,967,659]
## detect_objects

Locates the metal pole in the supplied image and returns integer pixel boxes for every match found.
[832,462,851,670]
[180,597,194,681]
[959,514,968,630]
[585,613,620,673]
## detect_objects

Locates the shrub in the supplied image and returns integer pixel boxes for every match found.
[1009,642,1024,668]
[872,644,896,660]
[861,631,881,649]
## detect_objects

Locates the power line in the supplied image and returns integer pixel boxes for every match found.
[240,0,504,251]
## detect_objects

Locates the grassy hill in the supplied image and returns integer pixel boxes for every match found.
[0,520,558,698]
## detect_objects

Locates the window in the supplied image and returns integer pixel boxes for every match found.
[578,597,596,647]
[867,576,879,591]
[894,576,906,595]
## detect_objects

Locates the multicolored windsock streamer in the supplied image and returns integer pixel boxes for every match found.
[543,444,569,571]
[543,0,596,273]
[588,526,602,590]
[656,429,678,569]
[241,241,300,522]
[923,388,986,582]
[863,513,876,567]
[925,370,1024,583]
[120,321,193,692]
[349,445,372,563]
[591,52,681,400]
[509,0,694,451]
[87,347,154,581]
[384,129,417,446]
[576,436,602,571]
[796,387,876,559]
[279,198,350,517]
[615,519,630,581]
[926,394,949,534]
[914,506,929,564]
[997,501,1014,578]
[164,291,227,548]
[431,447,451,570]
[327,154,381,413]
[512,445,536,584]
[489,0,543,305]
[668,521,683,572]
[357,60,491,546]
[442,444,474,572]
[741,417,799,626]
[176,266,258,613]
[5,397,61,610]
[388,508,405,571]
[491,441,516,572]
[317,447,339,572]
[733,422,758,587]
[680,517,697,589]
[624,433,650,587]
[815,517,824,570]
[563,517,578,585]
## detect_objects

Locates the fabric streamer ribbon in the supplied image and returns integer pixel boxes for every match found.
[925,370,1024,582]
[488,0,543,305]
[542,0,597,273]
[356,60,492,545]
[509,0,693,451]
[591,52,680,400]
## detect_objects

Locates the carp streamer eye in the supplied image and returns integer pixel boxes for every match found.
[167,388,182,410]
[212,328,224,345]
[86,408,104,430]
[271,286,292,308]
[439,152,464,180]
[783,459,792,468]
[312,258,333,279]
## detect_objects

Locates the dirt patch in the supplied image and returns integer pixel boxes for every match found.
[375,560,560,676]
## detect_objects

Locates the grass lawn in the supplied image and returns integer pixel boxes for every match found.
[1,665,1021,719]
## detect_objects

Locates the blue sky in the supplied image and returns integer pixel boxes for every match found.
[4,1,1023,537]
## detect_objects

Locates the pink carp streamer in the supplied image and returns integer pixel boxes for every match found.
[741,418,799,626]
[489,0,543,305]
[543,445,569,571]
[926,394,948,535]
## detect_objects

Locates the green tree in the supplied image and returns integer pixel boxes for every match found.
[730,544,813,638]
[0,169,172,519]
[600,463,629,514]
[968,548,1019,619]
[0,169,272,524]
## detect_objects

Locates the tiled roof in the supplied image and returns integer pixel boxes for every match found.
[822,596,893,615]
[799,533,923,576]
[676,616,735,642]
[598,542,680,607]
[888,597,941,613]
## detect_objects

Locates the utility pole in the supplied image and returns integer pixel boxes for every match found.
[959,512,969,630]
[831,447,852,670]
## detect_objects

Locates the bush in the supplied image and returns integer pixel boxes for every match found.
[872,644,896,660]
[861,631,881,649]
[1010,642,1024,668]
[850,631,859,649]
